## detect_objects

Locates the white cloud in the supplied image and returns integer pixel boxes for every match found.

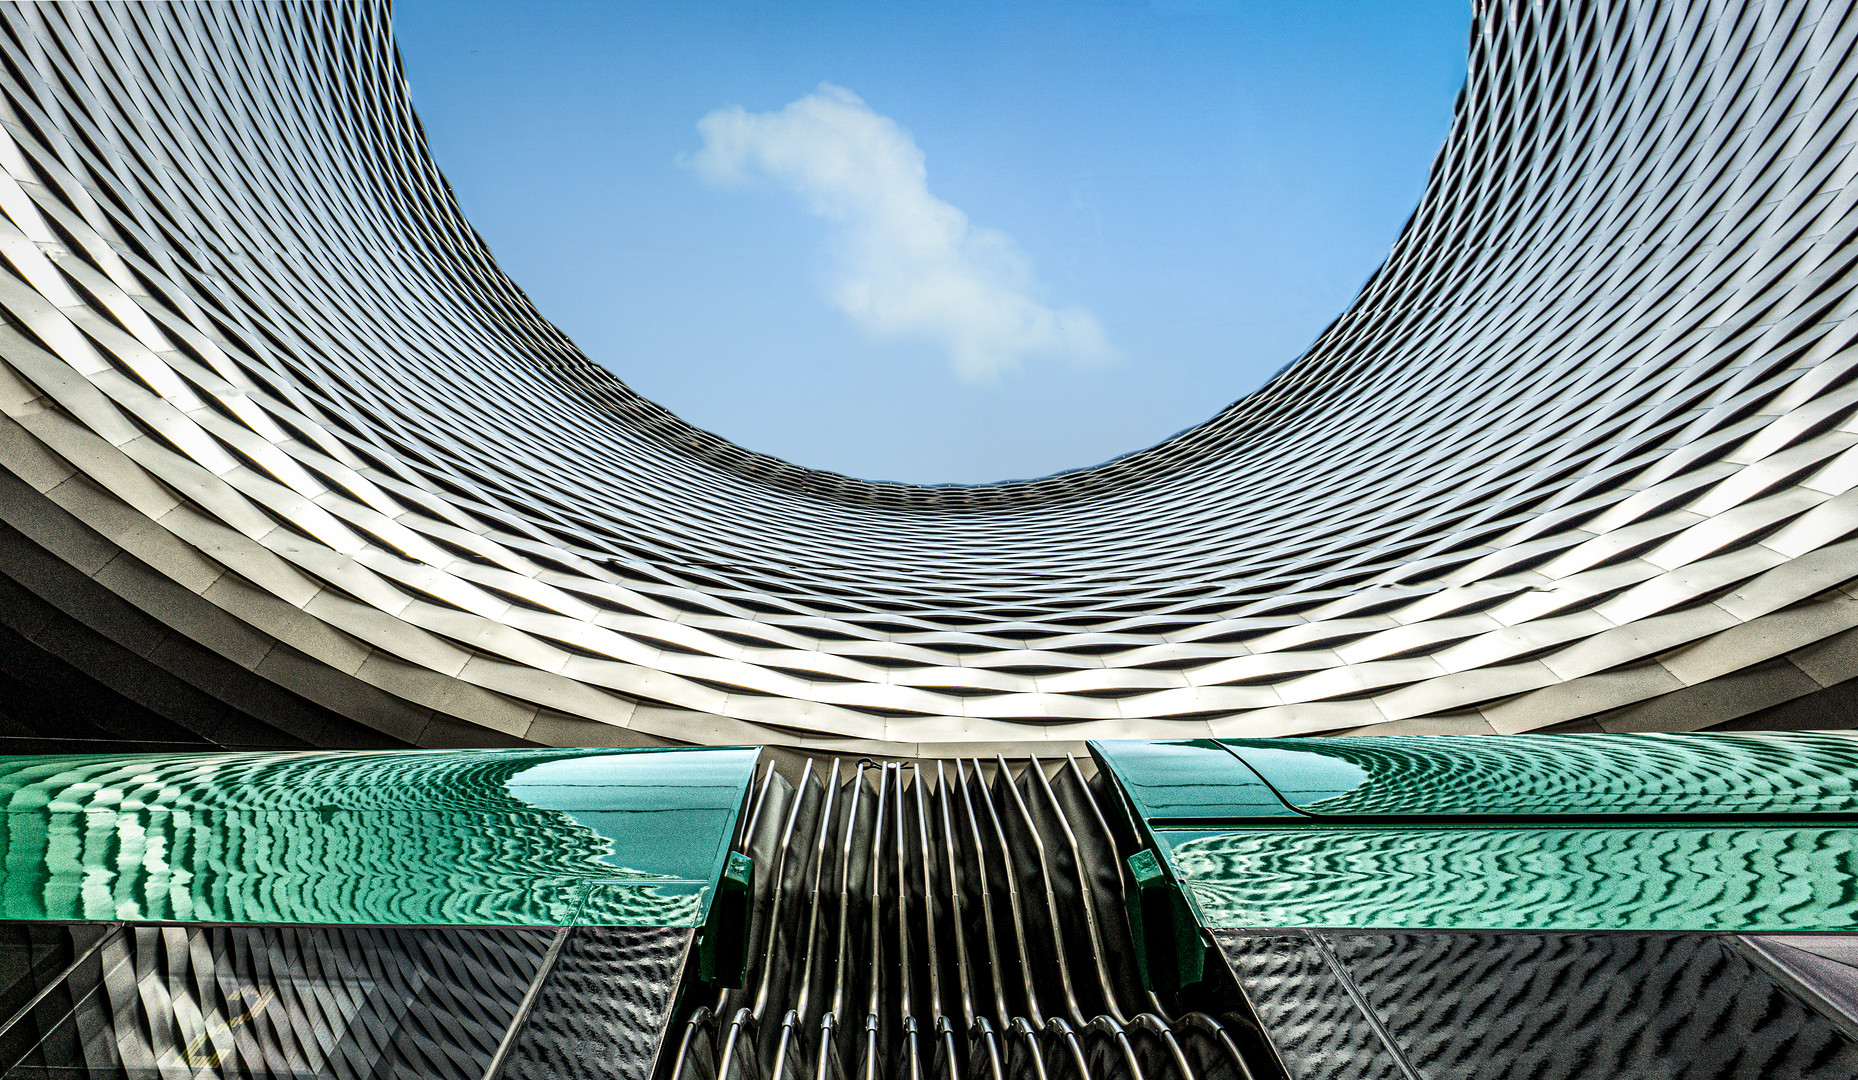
[685,84,1114,382]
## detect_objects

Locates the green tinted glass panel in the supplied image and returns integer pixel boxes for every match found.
[1159,824,1858,931]
[1221,733,1858,817]
[0,748,759,927]
[1090,740,1299,822]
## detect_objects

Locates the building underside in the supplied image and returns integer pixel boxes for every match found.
[0,4,1855,1078]
[0,0,1856,754]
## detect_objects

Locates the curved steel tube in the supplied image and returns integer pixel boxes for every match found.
[676,755,1287,1080]
[1029,756,1126,1024]
[969,759,1044,1028]
[998,756,1086,1026]
[955,759,1014,1032]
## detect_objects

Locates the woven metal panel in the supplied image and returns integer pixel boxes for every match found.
[0,0,1855,748]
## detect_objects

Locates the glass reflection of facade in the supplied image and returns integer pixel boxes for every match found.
[0,748,759,1079]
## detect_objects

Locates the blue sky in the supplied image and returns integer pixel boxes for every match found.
[395,0,1471,484]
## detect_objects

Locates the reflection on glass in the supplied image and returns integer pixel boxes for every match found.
[0,749,758,927]
[0,923,550,1079]
[1221,733,1858,816]
[1163,824,1858,931]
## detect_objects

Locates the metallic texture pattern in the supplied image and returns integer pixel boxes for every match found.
[1216,930,1858,1080]
[0,923,554,1079]
[498,927,691,1080]
[1091,734,1858,932]
[2,0,1858,750]
[1742,935,1858,1036]
[662,757,1279,1080]
[1213,934,1408,1080]
[1089,739,1306,821]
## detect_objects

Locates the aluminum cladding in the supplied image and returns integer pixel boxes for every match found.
[0,0,1856,751]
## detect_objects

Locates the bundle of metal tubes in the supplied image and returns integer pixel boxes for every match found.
[662,757,1280,1080]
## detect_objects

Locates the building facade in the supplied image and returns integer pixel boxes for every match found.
[0,0,1856,754]
[0,4,1852,1079]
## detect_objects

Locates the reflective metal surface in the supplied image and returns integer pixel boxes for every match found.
[0,920,693,1080]
[1223,732,1858,817]
[1095,733,1858,931]
[0,0,1853,749]
[664,758,1283,1080]
[0,922,554,1079]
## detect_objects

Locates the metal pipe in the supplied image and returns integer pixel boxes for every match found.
[933,1015,962,1080]
[970,1017,1006,1080]
[893,764,913,1025]
[969,758,1043,1028]
[1088,1015,1147,1080]
[792,760,842,1026]
[720,762,784,1013]
[823,763,869,1076]
[935,761,976,1033]
[1031,756,1126,1024]
[1074,754,1176,1018]
[955,759,1013,1031]
[912,763,943,1026]
[862,766,891,1080]
[753,760,816,1021]
[1007,1017,1052,1080]
[1181,1012,1259,1080]
[771,759,841,1080]
[739,761,778,852]
[668,1006,713,1080]
[669,752,1271,1080]
[812,1014,839,1080]
[892,764,923,1080]
[771,1011,800,1080]
[997,755,1084,1026]
[1044,1017,1094,1080]
[718,1007,760,1080]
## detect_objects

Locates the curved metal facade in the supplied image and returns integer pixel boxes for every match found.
[0,0,1856,752]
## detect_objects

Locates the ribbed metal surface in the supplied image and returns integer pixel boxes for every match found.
[0,0,1856,749]
[662,759,1278,1080]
